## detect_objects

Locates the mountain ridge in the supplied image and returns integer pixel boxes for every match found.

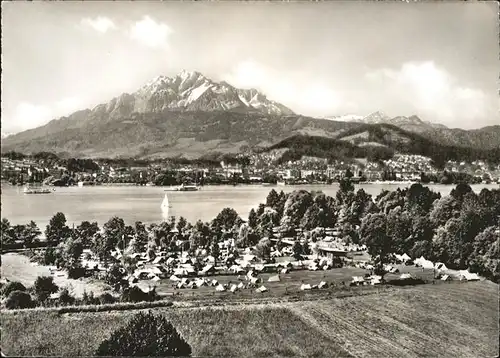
[2,70,499,159]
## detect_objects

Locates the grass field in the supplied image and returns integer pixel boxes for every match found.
[2,281,498,357]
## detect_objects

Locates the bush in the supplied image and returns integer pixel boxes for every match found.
[33,276,59,302]
[99,292,116,305]
[120,286,158,303]
[95,310,191,356]
[5,290,35,309]
[67,266,86,279]
[81,290,99,305]
[1,281,27,297]
[58,288,75,306]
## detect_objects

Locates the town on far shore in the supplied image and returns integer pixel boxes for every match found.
[2,150,500,187]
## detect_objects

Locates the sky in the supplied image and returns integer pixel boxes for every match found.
[1,1,499,134]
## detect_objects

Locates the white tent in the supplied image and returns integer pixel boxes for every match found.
[441,274,452,281]
[301,284,312,291]
[281,268,290,274]
[268,275,280,282]
[400,273,412,280]
[237,282,245,289]
[230,284,239,293]
[458,270,480,281]
[318,281,328,289]
[400,253,411,262]
[211,279,219,286]
[170,274,180,281]
[256,285,267,293]
[215,284,226,292]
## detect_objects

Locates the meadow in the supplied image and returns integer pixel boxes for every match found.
[2,281,498,357]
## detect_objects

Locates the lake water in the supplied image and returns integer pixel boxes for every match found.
[2,183,498,229]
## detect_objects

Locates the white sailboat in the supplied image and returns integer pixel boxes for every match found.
[161,193,172,220]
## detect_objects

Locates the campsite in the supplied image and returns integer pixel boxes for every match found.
[1,281,497,357]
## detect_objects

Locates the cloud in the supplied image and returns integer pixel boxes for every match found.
[365,61,489,122]
[81,16,117,33]
[7,97,82,132]
[129,16,173,48]
[11,102,52,131]
[224,59,343,116]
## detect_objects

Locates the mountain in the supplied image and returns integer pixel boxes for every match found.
[2,70,499,158]
[1,132,13,139]
[266,123,500,166]
[98,70,295,117]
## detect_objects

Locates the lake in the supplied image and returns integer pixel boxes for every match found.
[2,183,498,229]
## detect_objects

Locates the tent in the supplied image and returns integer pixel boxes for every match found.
[400,253,411,262]
[215,284,226,292]
[250,277,261,285]
[150,276,161,282]
[400,273,412,280]
[237,282,245,289]
[301,284,312,291]
[268,275,280,282]
[229,265,245,274]
[201,264,215,275]
[281,268,290,274]
[441,274,452,281]
[211,279,219,286]
[170,275,180,281]
[318,281,328,289]
[230,284,239,293]
[256,285,267,293]
[458,270,480,281]
[434,262,448,271]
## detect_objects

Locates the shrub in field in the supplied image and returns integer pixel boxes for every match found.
[95,310,191,356]
[120,286,158,303]
[81,290,99,305]
[33,276,59,302]
[58,288,75,306]
[98,292,116,305]
[5,290,35,309]
[1,281,27,297]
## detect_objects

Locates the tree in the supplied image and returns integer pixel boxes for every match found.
[248,209,258,229]
[103,217,131,251]
[45,212,71,243]
[360,213,393,278]
[5,290,35,309]
[255,238,271,261]
[176,216,187,234]
[23,221,41,246]
[211,242,220,266]
[1,218,14,244]
[33,276,59,302]
[105,264,128,292]
[1,281,27,297]
[133,221,148,252]
[76,221,100,247]
[292,240,302,260]
[61,238,84,268]
[430,196,459,227]
[95,311,191,356]
[266,189,280,209]
[213,208,241,231]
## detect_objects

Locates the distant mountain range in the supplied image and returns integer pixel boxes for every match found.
[2,70,499,159]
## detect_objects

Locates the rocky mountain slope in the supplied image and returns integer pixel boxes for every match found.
[2,70,499,158]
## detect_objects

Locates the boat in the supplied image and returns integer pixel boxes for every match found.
[161,193,172,220]
[165,183,200,192]
[23,185,53,194]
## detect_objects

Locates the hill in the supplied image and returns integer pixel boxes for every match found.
[325,111,500,150]
[265,124,500,165]
[2,282,498,357]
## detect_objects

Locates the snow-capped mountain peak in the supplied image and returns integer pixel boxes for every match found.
[127,70,294,115]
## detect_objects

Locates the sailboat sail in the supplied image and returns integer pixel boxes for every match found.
[161,193,170,220]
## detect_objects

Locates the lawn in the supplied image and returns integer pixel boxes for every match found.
[2,281,497,357]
